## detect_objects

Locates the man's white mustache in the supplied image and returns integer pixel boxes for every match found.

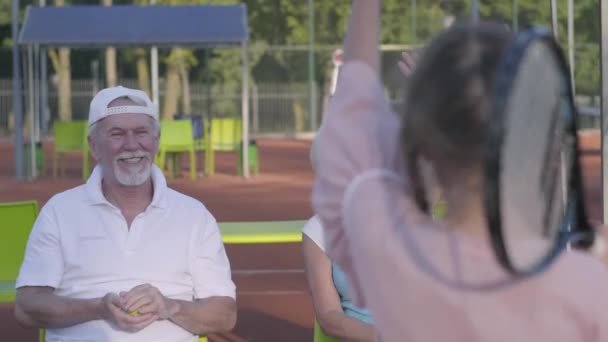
[115,151,150,161]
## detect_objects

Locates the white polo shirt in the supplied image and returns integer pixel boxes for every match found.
[16,165,236,342]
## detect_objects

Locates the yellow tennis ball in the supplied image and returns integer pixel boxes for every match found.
[128,309,140,316]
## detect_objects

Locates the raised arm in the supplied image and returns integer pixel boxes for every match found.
[343,0,382,73]
[312,0,397,306]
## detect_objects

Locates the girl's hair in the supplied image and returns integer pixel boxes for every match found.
[401,23,512,212]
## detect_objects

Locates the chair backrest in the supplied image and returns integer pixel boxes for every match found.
[160,119,195,150]
[174,114,206,140]
[211,117,242,151]
[54,120,87,152]
[314,319,338,342]
[0,201,38,281]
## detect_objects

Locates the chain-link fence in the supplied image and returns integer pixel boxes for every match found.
[0,42,601,137]
[0,78,326,137]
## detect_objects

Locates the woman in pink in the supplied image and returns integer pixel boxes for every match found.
[311,1,608,341]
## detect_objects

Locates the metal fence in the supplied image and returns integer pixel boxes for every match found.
[0,78,325,137]
[0,71,601,138]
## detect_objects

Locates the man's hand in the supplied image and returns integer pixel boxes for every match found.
[119,284,179,320]
[99,292,158,332]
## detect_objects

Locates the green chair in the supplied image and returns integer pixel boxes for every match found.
[173,114,214,177]
[156,120,197,180]
[0,200,38,303]
[0,201,57,342]
[314,319,338,342]
[203,117,243,176]
[210,117,241,152]
[52,120,91,180]
[236,140,260,176]
[210,117,258,176]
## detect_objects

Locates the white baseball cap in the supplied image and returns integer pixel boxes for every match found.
[88,86,158,127]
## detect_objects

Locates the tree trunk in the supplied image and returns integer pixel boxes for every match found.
[103,0,117,87]
[53,0,72,121]
[179,61,192,115]
[135,48,151,95]
[58,48,72,121]
[162,49,181,120]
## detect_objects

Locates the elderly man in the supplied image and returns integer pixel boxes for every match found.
[14,86,236,341]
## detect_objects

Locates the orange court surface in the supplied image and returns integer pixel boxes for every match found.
[0,131,604,341]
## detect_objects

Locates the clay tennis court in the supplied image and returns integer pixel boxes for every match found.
[0,131,604,341]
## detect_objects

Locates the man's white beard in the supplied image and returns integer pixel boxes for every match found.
[113,151,152,186]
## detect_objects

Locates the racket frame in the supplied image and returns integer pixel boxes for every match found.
[485,27,594,276]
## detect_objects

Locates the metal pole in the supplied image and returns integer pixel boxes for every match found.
[471,0,479,24]
[12,0,24,180]
[151,49,159,106]
[252,83,259,134]
[601,0,608,224]
[40,47,49,134]
[33,44,40,144]
[40,0,48,135]
[150,0,159,108]
[411,0,417,44]
[241,41,250,178]
[567,0,575,95]
[27,45,36,179]
[512,0,518,31]
[308,0,317,131]
[551,0,559,39]
[91,60,99,95]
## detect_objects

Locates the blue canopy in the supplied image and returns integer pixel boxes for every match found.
[19,5,249,47]
[13,3,253,180]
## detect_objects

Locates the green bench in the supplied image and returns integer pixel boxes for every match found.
[218,220,305,244]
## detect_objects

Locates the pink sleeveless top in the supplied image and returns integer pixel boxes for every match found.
[312,61,608,342]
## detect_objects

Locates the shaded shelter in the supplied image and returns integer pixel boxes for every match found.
[13,4,252,179]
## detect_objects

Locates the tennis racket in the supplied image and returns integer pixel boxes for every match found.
[485,27,595,276]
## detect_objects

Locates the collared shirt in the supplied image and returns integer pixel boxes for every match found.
[312,61,608,342]
[17,165,235,342]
